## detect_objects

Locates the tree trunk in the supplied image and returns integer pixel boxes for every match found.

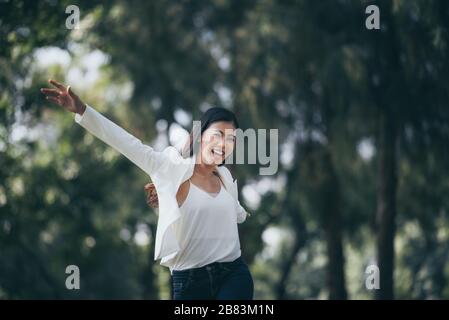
[302,141,347,299]
[324,209,347,299]
[275,161,307,299]
[276,235,305,300]
[322,150,347,300]
[375,112,397,300]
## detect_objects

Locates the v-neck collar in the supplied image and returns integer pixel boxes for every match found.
[189,180,222,198]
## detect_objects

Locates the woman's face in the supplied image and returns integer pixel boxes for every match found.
[200,121,236,166]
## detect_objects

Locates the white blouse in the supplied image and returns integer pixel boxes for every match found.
[74,105,248,266]
[168,180,242,272]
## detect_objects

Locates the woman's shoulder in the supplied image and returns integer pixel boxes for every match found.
[216,166,235,182]
[152,146,195,181]
[162,146,190,163]
[162,145,181,157]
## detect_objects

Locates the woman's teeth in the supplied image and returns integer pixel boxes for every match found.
[212,148,224,156]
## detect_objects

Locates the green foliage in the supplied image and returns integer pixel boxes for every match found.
[1,0,449,299]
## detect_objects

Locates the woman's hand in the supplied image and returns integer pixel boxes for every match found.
[40,79,86,115]
[144,183,159,208]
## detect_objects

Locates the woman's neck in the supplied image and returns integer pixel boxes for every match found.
[194,163,217,177]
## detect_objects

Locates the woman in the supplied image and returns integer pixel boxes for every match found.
[41,79,253,300]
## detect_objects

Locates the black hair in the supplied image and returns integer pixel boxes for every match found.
[181,107,239,165]
[199,107,239,133]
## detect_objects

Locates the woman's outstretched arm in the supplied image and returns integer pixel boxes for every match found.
[41,79,167,177]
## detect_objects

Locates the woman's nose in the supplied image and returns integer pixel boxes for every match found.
[218,139,226,149]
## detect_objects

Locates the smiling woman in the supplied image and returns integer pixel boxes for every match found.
[40,79,253,300]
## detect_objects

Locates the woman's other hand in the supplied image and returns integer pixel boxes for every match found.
[144,183,159,208]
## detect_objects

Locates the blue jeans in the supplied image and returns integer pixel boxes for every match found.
[171,257,254,300]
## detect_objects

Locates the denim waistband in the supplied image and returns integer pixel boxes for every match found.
[172,256,243,276]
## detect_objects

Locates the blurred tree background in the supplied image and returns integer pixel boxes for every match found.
[1,0,449,299]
